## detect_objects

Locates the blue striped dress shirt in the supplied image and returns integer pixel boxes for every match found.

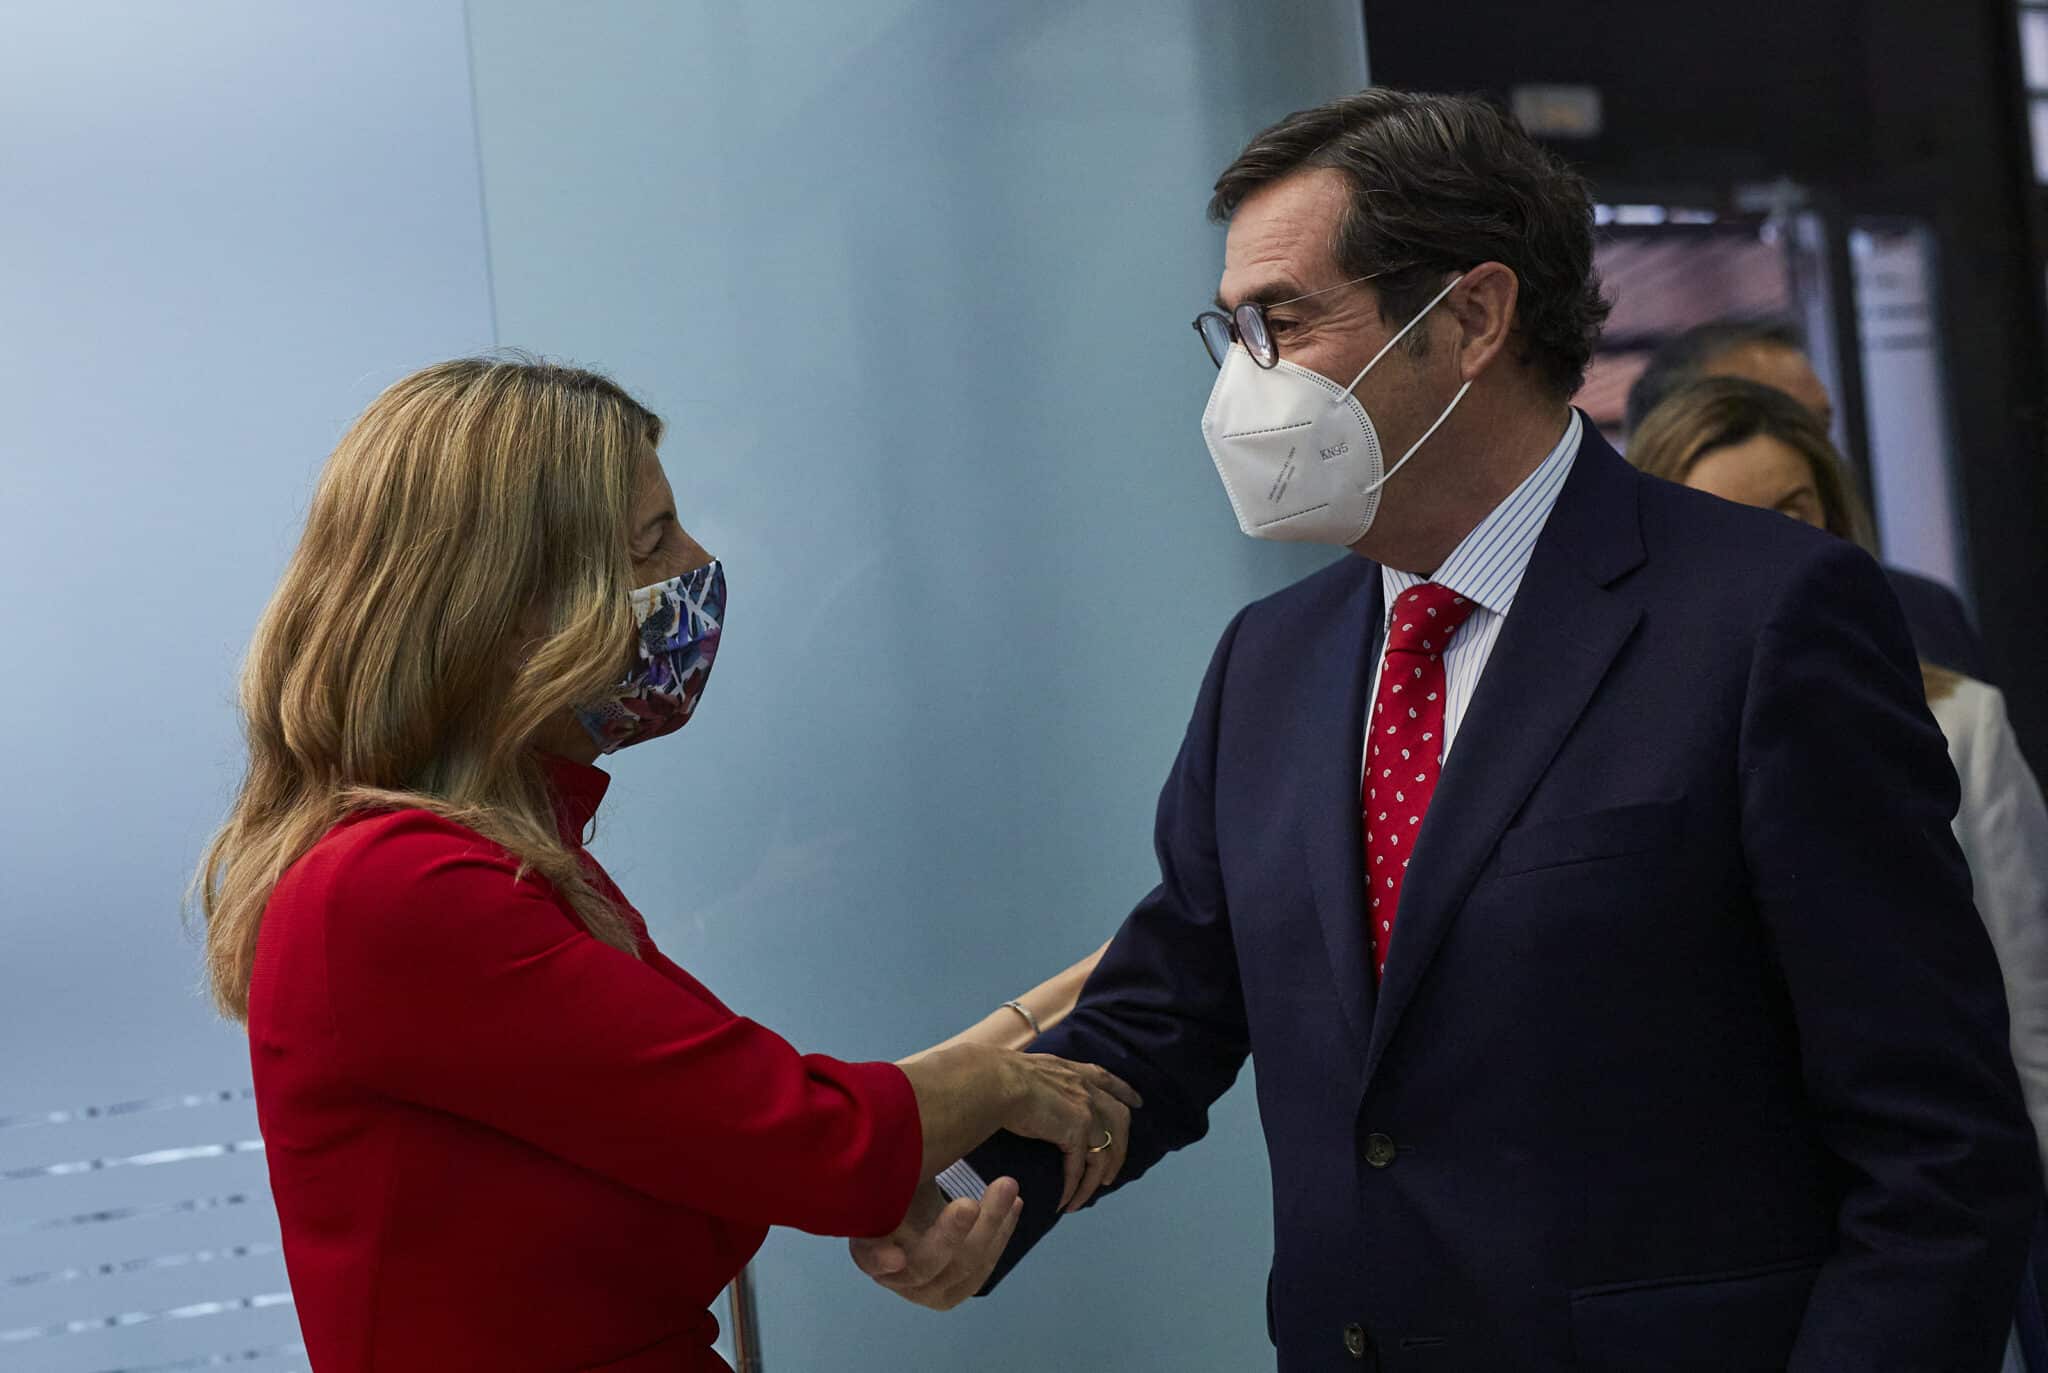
[1367,408,1581,768]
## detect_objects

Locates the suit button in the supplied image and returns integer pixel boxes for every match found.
[1364,1132,1397,1168]
[1344,1323,1369,1359]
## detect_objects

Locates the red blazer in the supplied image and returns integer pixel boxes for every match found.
[249,756,921,1371]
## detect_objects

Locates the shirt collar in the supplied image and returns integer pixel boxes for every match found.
[540,753,611,843]
[1381,408,1582,618]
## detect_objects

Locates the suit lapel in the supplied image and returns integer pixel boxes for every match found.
[1361,435,1648,1089]
[1296,565,1386,1062]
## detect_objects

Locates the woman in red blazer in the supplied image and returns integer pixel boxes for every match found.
[195,357,1136,1371]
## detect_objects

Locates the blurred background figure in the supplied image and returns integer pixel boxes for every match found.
[1624,319,1832,432]
[1627,318,1989,678]
[1629,374,2048,1372]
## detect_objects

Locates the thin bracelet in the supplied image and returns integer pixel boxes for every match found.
[1001,999,1043,1036]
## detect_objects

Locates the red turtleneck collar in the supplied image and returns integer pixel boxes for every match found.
[540,753,611,843]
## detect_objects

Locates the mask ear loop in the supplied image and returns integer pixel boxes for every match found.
[1363,379,1473,496]
[1334,271,1473,497]
[1336,271,1468,401]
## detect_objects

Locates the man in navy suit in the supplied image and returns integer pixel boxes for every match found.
[854,89,2039,1370]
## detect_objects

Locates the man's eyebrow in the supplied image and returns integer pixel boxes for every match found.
[1213,278,1308,311]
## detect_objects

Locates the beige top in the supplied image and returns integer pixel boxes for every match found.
[1930,677,2048,1180]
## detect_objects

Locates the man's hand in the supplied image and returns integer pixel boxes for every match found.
[848,1176,1022,1310]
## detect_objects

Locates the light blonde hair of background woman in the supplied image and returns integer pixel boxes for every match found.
[193,357,653,1020]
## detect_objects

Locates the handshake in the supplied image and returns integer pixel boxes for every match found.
[862,1038,1140,1310]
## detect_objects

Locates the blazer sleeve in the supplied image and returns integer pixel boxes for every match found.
[319,812,922,1239]
[1739,541,2041,1371]
[969,608,1256,1292]
[1954,685,2048,1181]
[1882,565,1989,680]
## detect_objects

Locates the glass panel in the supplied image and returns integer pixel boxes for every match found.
[1785,209,1854,457]
[1849,221,1971,602]
[2023,9,2048,91]
[0,0,495,1357]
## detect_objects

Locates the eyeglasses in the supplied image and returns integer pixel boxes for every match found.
[1191,271,1387,370]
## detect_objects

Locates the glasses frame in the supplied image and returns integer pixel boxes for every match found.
[1191,270,1388,370]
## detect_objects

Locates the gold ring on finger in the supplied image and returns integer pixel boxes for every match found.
[1089,1128,1114,1154]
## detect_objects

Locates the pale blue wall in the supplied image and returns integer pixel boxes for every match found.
[0,3,493,1367]
[465,2,1365,1366]
[1,2,1367,1367]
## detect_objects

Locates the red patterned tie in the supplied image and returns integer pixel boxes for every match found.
[1363,583,1478,981]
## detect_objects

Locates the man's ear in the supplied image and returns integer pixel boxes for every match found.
[1446,261,1519,383]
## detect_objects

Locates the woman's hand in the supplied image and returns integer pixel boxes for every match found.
[897,1042,1141,1212]
[995,1051,1142,1212]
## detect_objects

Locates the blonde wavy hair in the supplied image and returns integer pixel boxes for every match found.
[194,355,657,1020]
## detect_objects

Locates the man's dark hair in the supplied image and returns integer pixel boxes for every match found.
[1623,318,1806,434]
[1210,89,1611,400]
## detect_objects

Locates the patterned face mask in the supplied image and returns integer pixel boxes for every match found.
[576,559,725,754]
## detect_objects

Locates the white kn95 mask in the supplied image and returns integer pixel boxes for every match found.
[1200,273,1470,546]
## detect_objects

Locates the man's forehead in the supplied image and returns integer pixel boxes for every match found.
[1750,344,1819,383]
[1217,168,1352,307]
[1707,344,1830,407]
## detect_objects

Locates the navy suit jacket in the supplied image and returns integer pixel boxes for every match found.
[1885,566,1988,681]
[969,425,2039,1371]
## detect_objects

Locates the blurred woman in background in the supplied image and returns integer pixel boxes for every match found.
[194,356,1138,1372]
[1628,376,2048,1182]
